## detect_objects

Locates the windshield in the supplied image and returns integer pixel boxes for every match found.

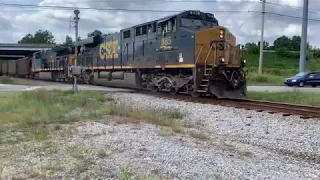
[181,18,217,28]
[295,72,308,77]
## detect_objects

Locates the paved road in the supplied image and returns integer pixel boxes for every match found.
[0,84,134,93]
[0,84,37,92]
[248,85,320,93]
[1,83,319,93]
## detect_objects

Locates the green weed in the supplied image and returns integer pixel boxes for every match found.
[121,166,134,180]
[0,76,23,85]
[247,91,320,107]
[247,73,286,85]
[189,130,211,140]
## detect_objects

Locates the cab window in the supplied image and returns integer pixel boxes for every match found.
[157,18,177,35]
[181,18,218,29]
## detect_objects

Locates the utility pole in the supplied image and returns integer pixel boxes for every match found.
[73,9,80,93]
[299,0,308,73]
[258,0,266,75]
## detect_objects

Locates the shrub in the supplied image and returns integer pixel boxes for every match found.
[276,47,290,57]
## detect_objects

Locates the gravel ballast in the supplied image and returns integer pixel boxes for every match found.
[1,92,319,179]
[110,92,320,179]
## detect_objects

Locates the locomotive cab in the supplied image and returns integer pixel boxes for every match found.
[194,24,246,98]
[180,10,247,98]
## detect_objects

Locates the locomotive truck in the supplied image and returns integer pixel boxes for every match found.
[1,10,247,98]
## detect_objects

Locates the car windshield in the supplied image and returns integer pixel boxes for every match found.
[295,72,308,77]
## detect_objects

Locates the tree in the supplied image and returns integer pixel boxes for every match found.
[291,35,301,51]
[87,30,103,37]
[313,49,320,62]
[244,42,259,54]
[64,35,73,46]
[273,35,311,51]
[273,35,291,50]
[18,30,55,44]
[258,41,270,50]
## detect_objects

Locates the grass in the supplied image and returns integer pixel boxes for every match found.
[0,89,188,145]
[0,164,4,174]
[158,127,176,136]
[0,89,109,142]
[189,130,211,140]
[0,76,29,85]
[247,91,320,107]
[0,76,20,84]
[247,72,286,85]
[120,166,170,180]
[0,89,209,178]
[97,150,108,159]
[244,51,320,70]
[110,105,186,134]
[244,51,320,85]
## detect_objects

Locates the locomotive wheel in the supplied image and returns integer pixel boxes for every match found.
[170,87,179,95]
[190,91,201,98]
[150,84,159,92]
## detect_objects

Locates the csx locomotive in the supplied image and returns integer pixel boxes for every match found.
[1,10,247,98]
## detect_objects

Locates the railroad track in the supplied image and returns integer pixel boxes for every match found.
[144,92,320,119]
[2,76,320,119]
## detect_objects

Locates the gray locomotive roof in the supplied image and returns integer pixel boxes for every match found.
[121,10,211,31]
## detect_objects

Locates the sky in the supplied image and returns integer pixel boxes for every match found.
[1,0,320,47]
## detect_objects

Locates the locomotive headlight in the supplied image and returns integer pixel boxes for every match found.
[219,29,224,39]
[219,57,225,63]
[240,59,246,67]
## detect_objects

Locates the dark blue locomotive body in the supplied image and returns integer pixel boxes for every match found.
[29,10,246,98]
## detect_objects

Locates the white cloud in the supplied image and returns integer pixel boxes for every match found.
[0,0,320,47]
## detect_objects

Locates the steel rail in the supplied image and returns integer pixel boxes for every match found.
[145,92,320,119]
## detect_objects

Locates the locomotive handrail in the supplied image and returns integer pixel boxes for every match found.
[204,43,214,73]
[195,45,204,65]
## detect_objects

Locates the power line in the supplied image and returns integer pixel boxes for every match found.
[37,0,259,7]
[238,0,257,30]
[9,0,258,3]
[265,1,320,15]
[0,2,259,14]
[2,2,320,22]
[265,11,320,22]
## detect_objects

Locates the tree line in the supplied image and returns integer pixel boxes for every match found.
[17,29,103,46]
[241,35,316,59]
[17,29,320,60]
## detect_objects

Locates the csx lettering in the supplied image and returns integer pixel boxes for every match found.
[99,40,119,59]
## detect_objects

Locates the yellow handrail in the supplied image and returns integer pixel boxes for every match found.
[204,43,214,73]
[195,45,204,65]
